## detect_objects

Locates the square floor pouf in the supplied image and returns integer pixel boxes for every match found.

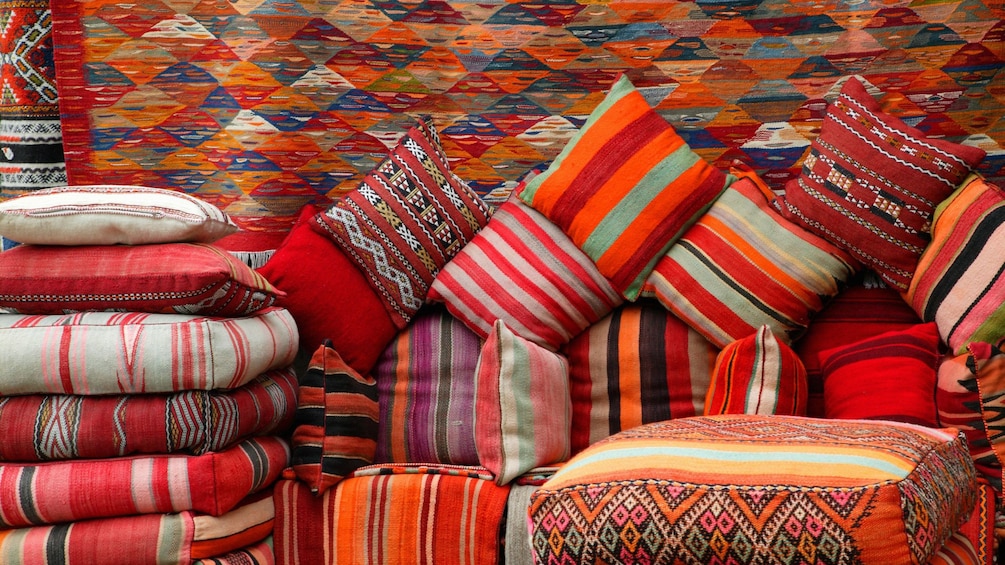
[528,414,978,565]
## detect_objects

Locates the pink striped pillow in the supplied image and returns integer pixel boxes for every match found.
[475,320,571,484]
[429,194,623,351]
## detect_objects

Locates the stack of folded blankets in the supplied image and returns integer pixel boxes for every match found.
[0,186,300,564]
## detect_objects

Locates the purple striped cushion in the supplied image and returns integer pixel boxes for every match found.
[375,305,483,465]
[475,320,571,484]
[429,194,623,351]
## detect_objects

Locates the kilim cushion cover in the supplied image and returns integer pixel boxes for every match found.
[0,368,297,461]
[529,415,978,565]
[193,537,275,565]
[313,116,492,329]
[821,322,941,427]
[0,185,238,246]
[0,242,282,316]
[0,490,275,565]
[257,205,397,374]
[474,320,571,485]
[273,465,509,565]
[0,307,298,395]
[643,170,858,349]
[928,482,997,565]
[292,340,379,495]
[374,305,483,465]
[562,300,716,455]
[429,192,623,351]
[0,436,289,528]
[774,76,986,291]
[518,74,733,301]
[950,342,1005,498]
[704,325,808,417]
[906,175,1005,355]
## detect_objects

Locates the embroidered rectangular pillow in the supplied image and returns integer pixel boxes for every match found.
[0,368,297,461]
[518,74,733,300]
[0,185,237,246]
[313,116,492,328]
[429,192,623,351]
[906,175,1005,355]
[775,76,986,291]
[0,307,299,395]
[0,242,282,316]
[643,170,858,348]
[0,436,289,528]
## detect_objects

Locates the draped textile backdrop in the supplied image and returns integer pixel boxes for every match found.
[40,0,1005,247]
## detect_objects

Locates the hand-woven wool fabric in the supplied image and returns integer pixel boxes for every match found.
[0,185,237,245]
[428,192,623,351]
[0,368,296,462]
[0,307,298,395]
[562,300,716,455]
[374,305,483,465]
[643,171,858,348]
[292,340,378,495]
[529,415,978,565]
[704,325,808,417]
[474,320,571,485]
[193,537,275,565]
[273,466,510,565]
[927,482,996,565]
[0,242,282,316]
[0,436,289,528]
[257,205,397,374]
[821,322,941,427]
[775,76,986,291]
[906,175,1005,355]
[952,341,1005,498]
[518,75,733,300]
[313,116,491,329]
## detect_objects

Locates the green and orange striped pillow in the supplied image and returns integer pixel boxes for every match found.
[518,74,732,300]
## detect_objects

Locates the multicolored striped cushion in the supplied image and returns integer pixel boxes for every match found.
[0,436,288,528]
[0,242,282,316]
[643,172,857,348]
[0,307,298,395]
[0,368,297,461]
[821,322,941,427]
[313,117,491,329]
[906,175,1005,355]
[518,74,732,300]
[429,193,622,351]
[474,320,570,485]
[375,305,483,465]
[704,325,808,417]
[927,482,996,565]
[193,537,275,565]
[273,465,509,565]
[529,415,978,565]
[562,300,716,455]
[775,76,986,291]
[292,341,378,494]
[956,342,1005,498]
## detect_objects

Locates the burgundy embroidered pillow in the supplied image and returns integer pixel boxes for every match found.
[775,76,986,290]
[313,116,491,328]
[0,242,281,316]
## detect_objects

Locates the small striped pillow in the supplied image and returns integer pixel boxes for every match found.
[704,325,808,417]
[906,175,1005,355]
[643,172,858,349]
[429,194,623,351]
[292,341,379,495]
[475,320,571,485]
[518,74,732,300]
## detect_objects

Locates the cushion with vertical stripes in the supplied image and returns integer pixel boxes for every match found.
[429,192,623,351]
[518,74,732,300]
[906,175,1005,355]
[475,320,571,485]
[704,325,808,417]
[561,299,717,455]
[643,171,858,349]
[775,76,986,291]
[292,340,379,495]
[374,305,483,465]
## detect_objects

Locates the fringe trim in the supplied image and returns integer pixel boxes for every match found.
[230,249,275,269]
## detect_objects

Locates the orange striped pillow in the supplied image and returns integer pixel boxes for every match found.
[518,75,732,300]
